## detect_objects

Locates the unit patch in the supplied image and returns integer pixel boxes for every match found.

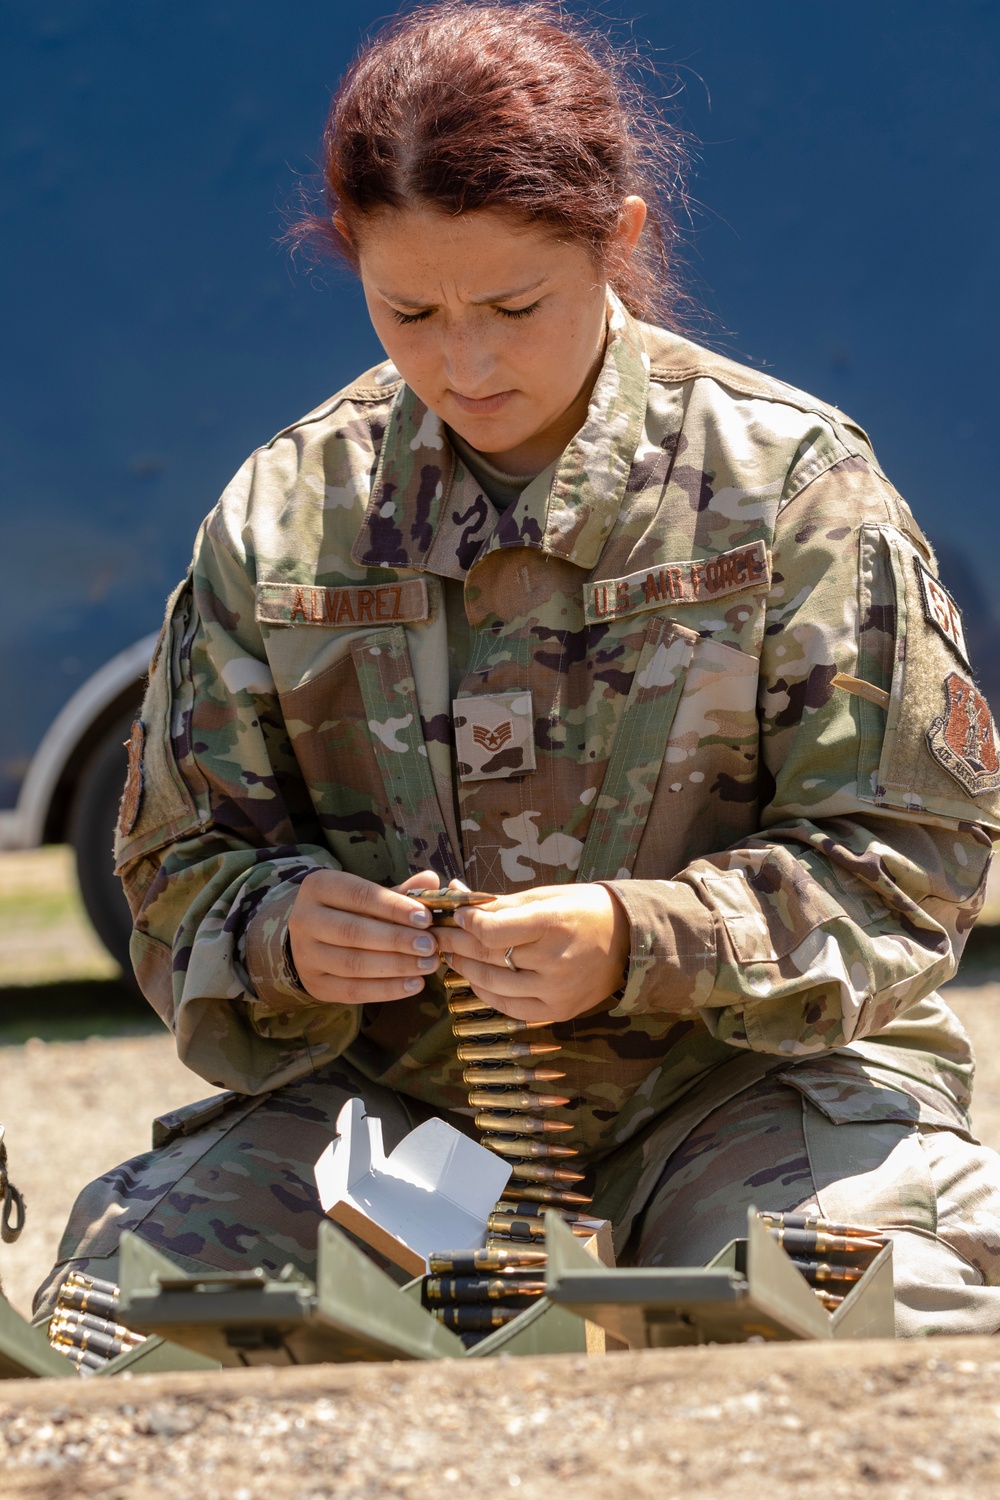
[119,719,145,835]
[454,691,536,781]
[585,540,769,623]
[927,672,1000,796]
[915,559,969,669]
[255,579,429,627]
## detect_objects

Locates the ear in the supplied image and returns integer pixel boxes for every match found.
[615,196,648,256]
[332,211,354,247]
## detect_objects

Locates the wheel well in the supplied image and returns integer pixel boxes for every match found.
[41,682,146,844]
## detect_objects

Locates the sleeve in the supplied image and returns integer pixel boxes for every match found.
[605,453,999,1055]
[114,457,361,1093]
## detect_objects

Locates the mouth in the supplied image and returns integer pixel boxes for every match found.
[448,389,515,416]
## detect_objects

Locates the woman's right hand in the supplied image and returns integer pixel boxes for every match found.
[287,869,441,1005]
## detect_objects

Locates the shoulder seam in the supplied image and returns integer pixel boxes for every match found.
[648,361,864,441]
[262,380,402,453]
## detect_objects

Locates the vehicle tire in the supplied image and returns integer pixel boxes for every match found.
[68,710,141,987]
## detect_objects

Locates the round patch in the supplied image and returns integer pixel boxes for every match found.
[119,719,145,836]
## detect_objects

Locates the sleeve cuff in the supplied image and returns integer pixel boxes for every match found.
[600,878,718,1015]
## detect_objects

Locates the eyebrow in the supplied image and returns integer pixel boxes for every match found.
[377,277,547,309]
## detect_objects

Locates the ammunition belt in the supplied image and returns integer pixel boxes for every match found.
[412,886,604,1347]
[47,1271,146,1373]
[760,1211,889,1311]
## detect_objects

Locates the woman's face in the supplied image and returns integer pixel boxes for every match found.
[352,202,644,473]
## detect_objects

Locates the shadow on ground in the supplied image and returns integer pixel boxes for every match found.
[0,977,165,1046]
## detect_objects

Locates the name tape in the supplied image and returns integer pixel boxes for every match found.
[255,579,429,628]
[585,540,770,623]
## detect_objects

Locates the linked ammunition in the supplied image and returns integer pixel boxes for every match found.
[63,1272,121,1299]
[48,1322,136,1359]
[481,1136,579,1159]
[50,1309,139,1344]
[500,1183,592,1207]
[447,995,499,1017]
[473,1112,573,1135]
[491,1201,587,1221]
[761,1211,888,1245]
[815,1290,846,1310]
[428,1248,548,1273]
[425,1248,548,1272]
[54,1283,119,1319]
[50,1339,105,1373]
[468,1089,571,1110]
[410,889,496,911]
[423,1277,546,1303]
[462,1066,567,1086]
[432,1305,521,1332]
[788,1258,865,1285]
[457,1041,562,1062]
[510,1163,586,1184]
[487,1212,594,1241]
[452,1016,549,1038]
[768,1227,885,1258]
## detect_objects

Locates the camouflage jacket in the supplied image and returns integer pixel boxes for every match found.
[116,297,1000,1162]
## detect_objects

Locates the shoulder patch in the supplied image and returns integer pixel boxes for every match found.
[915,559,970,669]
[119,719,145,836]
[927,672,1000,797]
[586,540,770,623]
[255,579,429,628]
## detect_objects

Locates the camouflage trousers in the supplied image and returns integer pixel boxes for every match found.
[35,1057,1000,1337]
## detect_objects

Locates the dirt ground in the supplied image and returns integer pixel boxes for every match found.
[2,1337,1000,1498]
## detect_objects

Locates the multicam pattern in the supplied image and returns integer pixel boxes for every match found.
[115,295,1000,1168]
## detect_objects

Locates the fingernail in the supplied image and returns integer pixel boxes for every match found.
[404,977,424,994]
[413,934,435,954]
[417,955,438,972]
[409,909,431,927]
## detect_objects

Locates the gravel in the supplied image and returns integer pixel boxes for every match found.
[2,1338,1000,1498]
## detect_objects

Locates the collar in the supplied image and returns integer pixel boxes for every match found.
[350,293,650,578]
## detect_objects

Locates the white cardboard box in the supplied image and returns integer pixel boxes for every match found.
[314,1097,512,1277]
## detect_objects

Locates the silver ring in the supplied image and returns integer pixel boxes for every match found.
[504,946,518,973]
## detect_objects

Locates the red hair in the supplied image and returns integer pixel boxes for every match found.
[293,1,690,326]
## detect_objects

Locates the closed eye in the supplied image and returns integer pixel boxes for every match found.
[497,301,540,320]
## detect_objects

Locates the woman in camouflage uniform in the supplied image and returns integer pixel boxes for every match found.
[39,2,1000,1333]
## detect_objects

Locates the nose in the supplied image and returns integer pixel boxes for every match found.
[441,320,499,395]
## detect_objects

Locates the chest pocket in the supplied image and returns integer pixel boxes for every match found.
[576,617,700,881]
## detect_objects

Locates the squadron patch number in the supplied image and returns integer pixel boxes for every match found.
[927,671,1000,797]
[915,559,970,669]
[255,579,429,628]
[586,540,770,623]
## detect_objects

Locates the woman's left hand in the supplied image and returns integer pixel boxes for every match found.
[438,884,630,1024]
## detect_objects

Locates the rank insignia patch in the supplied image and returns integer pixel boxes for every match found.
[915,559,970,669]
[454,691,536,781]
[927,672,1000,797]
[119,719,145,835]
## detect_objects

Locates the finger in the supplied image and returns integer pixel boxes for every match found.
[395,869,442,895]
[297,939,441,982]
[450,902,558,950]
[435,924,513,967]
[307,904,440,960]
[305,973,429,1005]
[446,952,540,1000]
[305,869,432,928]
